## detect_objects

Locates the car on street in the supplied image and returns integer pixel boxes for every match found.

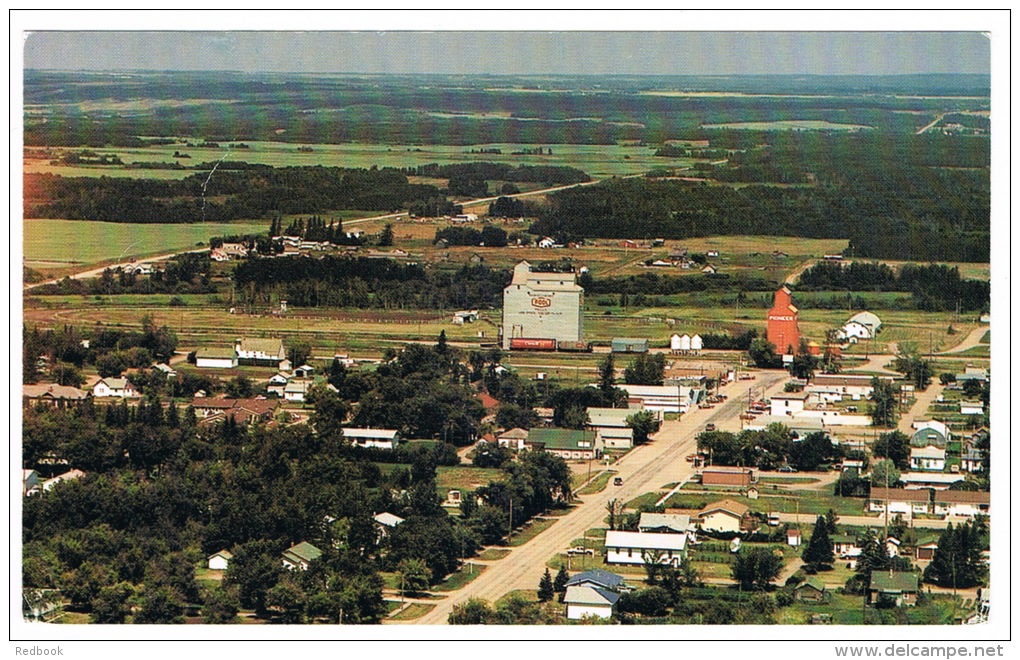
[567,546,595,556]
[613,476,624,486]
[778,466,798,473]
[705,423,716,432]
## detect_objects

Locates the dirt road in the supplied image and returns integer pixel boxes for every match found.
[23,248,209,291]
[938,326,988,355]
[402,372,788,625]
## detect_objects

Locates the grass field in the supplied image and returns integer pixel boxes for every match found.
[435,466,504,496]
[25,140,705,181]
[23,219,270,266]
[508,518,557,547]
[388,603,436,621]
[576,470,616,495]
[432,562,487,592]
[477,548,511,561]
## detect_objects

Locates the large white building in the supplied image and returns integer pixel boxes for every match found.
[617,384,702,414]
[838,311,883,343]
[501,261,584,349]
[604,530,688,566]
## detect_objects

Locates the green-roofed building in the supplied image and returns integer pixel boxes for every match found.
[794,577,828,603]
[196,346,238,369]
[911,427,947,448]
[869,571,920,606]
[281,541,322,571]
[526,428,603,460]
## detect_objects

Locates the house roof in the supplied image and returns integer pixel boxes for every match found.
[797,577,827,592]
[498,428,530,440]
[284,379,313,394]
[282,541,322,564]
[604,530,687,552]
[587,407,636,428]
[934,490,990,504]
[198,347,237,360]
[565,569,625,591]
[374,512,405,527]
[830,534,858,544]
[237,337,284,355]
[870,572,919,593]
[209,550,234,560]
[564,585,621,607]
[191,397,237,409]
[847,311,882,329]
[900,473,965,486]
[869,487,931,504]
[344,428,400,440]
[23,383,89,400]
[911,445,947,459]
[598,428,634,440]
[97,377,132,390]
[911,427,947,448]
[477,392,500,411]
[527,428,597,451]
[638,513,691,534]
[702,466,756,475]
[745,415,825,433]
[698,499,750,518]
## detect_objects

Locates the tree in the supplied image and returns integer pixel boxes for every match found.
[802,516,835,568]
[627,410,661,445]
[378,223,394,247]
[894,352,933,390]
[748,338,782,369]
[134,586,185,624]
[286,339,312,368]
[870,459,901,489]
[790,341,818,380]
[448,598,494,624]
[623,353,667,385]
[923,522,986,589]
[224,375,254,399]
[225,540,282,617]
[597,353,617,396]
[553,565,569,594]
[202,585,240,624]
[90,582,134,623]
[873,431,910,470]
[537,568,554,602]
[265,580,306,624]
[396,558,431,596]
[868,377,900,427]
[731,547,783,591]
[436,330,448,354]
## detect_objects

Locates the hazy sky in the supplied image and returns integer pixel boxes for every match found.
[23,31,989,76]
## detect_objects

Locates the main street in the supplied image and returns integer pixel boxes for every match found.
[403,371,788,625]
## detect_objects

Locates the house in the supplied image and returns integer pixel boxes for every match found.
[868,487,931,517]
[22,469,40,496]
[207,550,233,571]
[960,447,986,473]
[469,253,484,265]
[960,400,984,416]
[932,490,990,518]
[831,534,861,559]
[267,372,291,397]
[153,363,177,379]
[697,499,754,534]
[770,392,808,416]
[701,264,718,275]
[885,536,902,558]
[92,377,139,399]
[649,259,673,268]
[794,578,828,603]
[284,378,314,403]
[707,250,720,258]
[868,572,920,606]
[808,374,881,401]
[526,428,602,460]
[22,383,89,408]
[604,530,687,566]
[596,427,634,450]
[838,311,882,343]
[638,513,692,536]
[373,512,405,539]
[909,444,946,472]
[743,414,826,437]
[565,569,626,592]
[563,585,620,620]
[196,346,238,369]
[344,428,401,450]
[899,472,964,490]
[41,469,86,492]
[235,337,286,367]
[915,539,939,561]
[537,237,556,249]
[281,541,322,571]
[787,529,802,547]
[497,427,530,451]
[294,364,314,379]
[955,365,989,384]
[619,239,638,249]
[701,466,758,488]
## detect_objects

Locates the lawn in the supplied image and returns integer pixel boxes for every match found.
[477,548,511,561]
[435,466,505,497]
[432,562,488,592]
[508,517,557,547]
[23,218,270,267]
[577,470,616,495]
[388,603,436,621]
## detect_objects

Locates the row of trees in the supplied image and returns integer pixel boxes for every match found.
[697,425,843,472]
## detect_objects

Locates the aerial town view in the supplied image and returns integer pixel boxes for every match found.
[18,26,997,636]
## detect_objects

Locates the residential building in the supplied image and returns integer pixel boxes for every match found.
[915,539,939,561]
[526,428,602,460]
[207,550,233,571]
[92,377,139,399]
[284,379,314,403]
[932,490,990,518]
[909,444,947,472]
[281,541,322,571]
[960,401,984,416]
[344,428,401,450]
[697,499,754,534]
[373,512,405,539]
[960,447,986,473]
[563,585,620,620]
[22,383,89,408]
[900,472,965,490]
[501,261,584,350]
[794,578,828,603]
[838,311,882,343]
[497,427,530,451]
[831,534,861,559]
[41,469,86,492]
[770,392,808,416]
[868,572,920,606]
[743,415,826,436]
[955,365,989,384]
[596,427,634,450]
[564,569,626,592]
[604,530,687,566]
[868,487,931,517]
[638,513,692,536]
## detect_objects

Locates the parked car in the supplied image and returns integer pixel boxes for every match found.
[705,423,716,432]
[767,513,781,526]
[613,476,624,486]
[778,466,798,473]
[567,546,595,556]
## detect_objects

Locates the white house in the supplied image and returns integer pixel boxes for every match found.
[770,392,807,416]
[196,347,238,369]
[92,377,140,399]
[868,488,931,517]
[496,427,529,451]
[281,541,322,571]
[563,585,620,620]
[697,499,753,534]
[284,379,314,403]
[41,469,85,492]
[604,530,687,566]
[373,512,405,539]
[933,491,990,518]
[267,372,290,397]
[207,550,233,571]
[900,472,965,490]
[910,445,947,472]
[838,311,882,343]
[344,428,401,450]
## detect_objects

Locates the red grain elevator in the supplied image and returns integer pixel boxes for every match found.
[767,286,800,355]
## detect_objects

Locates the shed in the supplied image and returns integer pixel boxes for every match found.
[795,577,828,602]
[208,550,233,571]
[611,338,649,354]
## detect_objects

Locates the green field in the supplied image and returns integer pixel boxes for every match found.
[25,140,704,181]
[23,219,270,266]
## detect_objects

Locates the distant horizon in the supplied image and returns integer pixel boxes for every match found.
[23,31,990,76]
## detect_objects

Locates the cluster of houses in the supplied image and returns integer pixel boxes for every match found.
[868,486,990,520]
[22,468,86,496]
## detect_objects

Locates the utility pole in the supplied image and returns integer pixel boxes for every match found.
[508,496,513,542]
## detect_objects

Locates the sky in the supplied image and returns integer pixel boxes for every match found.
[23,30,990,76]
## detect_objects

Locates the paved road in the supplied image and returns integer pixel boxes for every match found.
[897,382,945,435]
[402,372,788,625]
